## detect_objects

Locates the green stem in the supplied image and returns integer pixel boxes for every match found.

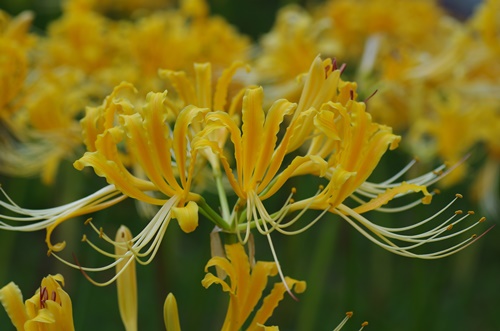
[296,219,340,331]
[212,163,231,222]
[197,197,231,231]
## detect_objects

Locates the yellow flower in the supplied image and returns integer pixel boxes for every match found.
[0,69,90,184]
[40,0,121,75]
[0,59,252,284]
[123,0,249,92]
[0,274,75,331]
[317,0,446,61]
[164,243,306,331]
[190,56,489,308]
[469,0,500,55]
[0,56,487,286]
[91,0,173,15]
[0,10,34,113]
[255,5,336,104]
[0,82,205,283]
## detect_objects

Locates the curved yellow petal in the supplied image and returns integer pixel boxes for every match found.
[204,111,244,186]
[194,62,212,108]
[26,308,55,323]
[201,273,232,293]
[115,226,137,331]
[121,112,179,197]
[241,87,265,190]
[0,282,28,331]
[141,92,181,193]
[173,105,208,187]
[214,61,250,111]
[172,201,199,233]
[248,277,306,331]
[164,293,182,331]
[353,182,432,214]
[159,69,196,106]
[252,99,296,190]
[238,261,277,324]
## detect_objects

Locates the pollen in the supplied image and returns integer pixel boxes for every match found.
[455,193,463,199]
[479,217,486,223]
[346,311,354,318]
[467,211,475,215]
[455,210,463,215]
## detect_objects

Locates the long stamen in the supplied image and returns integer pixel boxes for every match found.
[378,158,418,185]
[256,213,298,301]
[72,252,136,287]
[334,199,488,259]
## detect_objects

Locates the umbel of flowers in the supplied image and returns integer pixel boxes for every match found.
[0,56,487,287]
[0,0,496,328]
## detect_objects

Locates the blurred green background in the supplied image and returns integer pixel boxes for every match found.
[1,0,498,330]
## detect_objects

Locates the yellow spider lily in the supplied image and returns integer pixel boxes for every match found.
[0,274,75,331]
[0,60,250,284]
[0,56,487,287]
[0,82,206,285]
[164,243,306,331]
[195,56,485,275]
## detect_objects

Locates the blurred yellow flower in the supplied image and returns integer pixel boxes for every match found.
[318,0,446,61]
[255,5,336,104]
[0,274,75,331]
[0,10,34,113]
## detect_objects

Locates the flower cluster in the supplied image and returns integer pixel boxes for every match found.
[0,0,497,329]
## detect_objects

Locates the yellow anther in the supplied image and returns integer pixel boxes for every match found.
[319,184,325,190]
[289,198,295,204]
[422,195,432,204]
[362,321,369,327]
[467,211,475,215]
[479,217,486,223]
[455,193,463,199]
[81,234,87,242]
[291,187,297,194]
[447,224,453,231]
[84,218,93,225]
[433,188,441,194]
[455,210,463,215]
[99,227,104,238]
[346,311,353,318]
[471,234,478,239]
